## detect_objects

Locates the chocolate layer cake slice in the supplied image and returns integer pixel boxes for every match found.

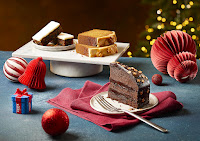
[76,43,118,57]
[32,21,62,46]
[78,29,117,47]
[108,62,150,108]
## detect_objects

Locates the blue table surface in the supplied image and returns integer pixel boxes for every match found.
[0,51,200,141]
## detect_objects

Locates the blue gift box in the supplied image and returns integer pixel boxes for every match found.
[11,89,33,114]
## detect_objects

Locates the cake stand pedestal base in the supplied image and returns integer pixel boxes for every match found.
[50,61,103,77]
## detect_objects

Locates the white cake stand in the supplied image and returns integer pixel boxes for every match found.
[50,61,103,77]
[12,40,129,77]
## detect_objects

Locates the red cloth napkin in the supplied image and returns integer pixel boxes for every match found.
[47,80,183,131]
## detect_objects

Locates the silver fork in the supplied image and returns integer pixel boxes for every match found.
[95,95,168,133]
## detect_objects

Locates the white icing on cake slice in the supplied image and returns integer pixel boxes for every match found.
[57,32,74,40]
[32,21,60,41]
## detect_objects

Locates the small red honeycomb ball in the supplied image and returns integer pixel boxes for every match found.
[41,108,69,136]
[152,74,163,85]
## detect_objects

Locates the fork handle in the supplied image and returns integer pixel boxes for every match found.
[123,110,168,133]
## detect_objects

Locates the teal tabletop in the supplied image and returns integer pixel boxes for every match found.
[0,51,200,141]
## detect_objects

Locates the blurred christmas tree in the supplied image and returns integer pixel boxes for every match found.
[127,0,200,58]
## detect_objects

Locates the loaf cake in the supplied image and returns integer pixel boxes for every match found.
[76,44,118,57]
[32,21,62,46]
[78,29,117,47]
[53,32,74,46]
[108,62,150,108]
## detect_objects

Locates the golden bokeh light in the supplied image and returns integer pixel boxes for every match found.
[141,47,147,53]
[157,16,162,21]
[127,51,132,56]
[189,1,194,6]
[162,18,166,22]
[189,17,193,21]
[176,24,182,29]
[173,0,177,4]
[191,28,195,32]
[157,25,162,29]
[146,35,151,40]
[173,22,177,26]
[181,4,185,9]
[192,35,197,40]
[161,23,165,29]
[150,39,156,45]
[148,28,154,33]
[145,25,149,29]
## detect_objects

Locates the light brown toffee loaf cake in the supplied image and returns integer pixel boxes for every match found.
[76,44,118,57]
[108,62,150,108]
[78,29,117,47]
[32,21,62,46]
[76,29,118,57]
[53,32,74,46]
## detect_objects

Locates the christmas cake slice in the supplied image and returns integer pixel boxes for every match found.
[78,29,117,47]
[32,21,62,46]
[108,62,150,108]
[53,32,74,46]
[76,43,118,57]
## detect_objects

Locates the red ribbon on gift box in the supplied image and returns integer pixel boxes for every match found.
[14,88,32,114]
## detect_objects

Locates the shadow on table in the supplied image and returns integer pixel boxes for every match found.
[29,109,41,115]
[156,108,191,118]
[50,132,79,141]
[159,83,169,86]
[29,85,58,92]
[113,108,190,133]
[186,75,200,85]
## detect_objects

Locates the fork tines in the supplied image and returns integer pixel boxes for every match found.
[95,95,118,112]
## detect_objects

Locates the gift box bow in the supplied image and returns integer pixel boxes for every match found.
[13,88,33,102]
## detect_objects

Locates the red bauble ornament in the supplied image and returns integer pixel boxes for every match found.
[18,57,46,89]
[151,30,198,83]
[152,74,162,85]
[41,108,69,136]
[3,57,28,82]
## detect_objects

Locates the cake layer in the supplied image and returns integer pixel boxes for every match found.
[108,81,150,108]
[78,29,117,47]
[110,77,150,98]
[108,88,149,108]
[110,78,136,91]
[52,32,74,46]
[108,90,139,108]
[109,79,137,97]
[57,39,73,46]
[32,21,62,46]
[57,32,74,40]
[76,43,118,57]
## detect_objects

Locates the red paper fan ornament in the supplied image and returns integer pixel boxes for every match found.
[18,57,46,89]
[151,30,197,83]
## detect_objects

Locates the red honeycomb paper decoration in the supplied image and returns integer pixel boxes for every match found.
[18,57,46,89]
[151,30,198,83]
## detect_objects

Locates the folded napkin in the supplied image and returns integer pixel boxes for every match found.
[47,81,183,131]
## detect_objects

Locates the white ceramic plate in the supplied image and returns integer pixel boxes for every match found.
[90,91,158,114]
[33,40,76,51]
